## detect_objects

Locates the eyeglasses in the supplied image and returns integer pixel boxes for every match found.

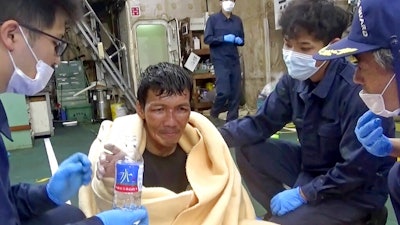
[19,23,69,56]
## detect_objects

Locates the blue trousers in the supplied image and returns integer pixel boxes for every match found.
[210,60,241,122]
[388,162,400,224]
[235,138,369,225]
[21,204,87,225]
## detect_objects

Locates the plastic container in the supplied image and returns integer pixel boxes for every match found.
[111,103,127,120]
[113,135,144,210]
[193,37,200,50]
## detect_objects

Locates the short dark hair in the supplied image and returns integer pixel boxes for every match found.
[279,0,350,45]
[0,0,82,29]
[137,62,193,108]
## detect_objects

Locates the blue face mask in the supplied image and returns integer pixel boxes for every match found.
[282,49,325,81]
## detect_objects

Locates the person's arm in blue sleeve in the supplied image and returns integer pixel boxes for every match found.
[204,16,225,46]
[219,75,293,147]
[300,87,396,203]
[10,183,58,220]
[10,152,92,220]
[9,184,112,225]
[235,18,245,46]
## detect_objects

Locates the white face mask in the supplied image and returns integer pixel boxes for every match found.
[282,49,325,81]
[222,1,235,12]
[359,74,400,118]
[6,26,54,96]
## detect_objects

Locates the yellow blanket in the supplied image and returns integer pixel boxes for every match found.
[79,112,277,225]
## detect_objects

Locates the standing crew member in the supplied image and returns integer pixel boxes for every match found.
[204,0,244,123]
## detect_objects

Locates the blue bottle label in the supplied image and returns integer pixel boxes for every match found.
[115,163,141,193]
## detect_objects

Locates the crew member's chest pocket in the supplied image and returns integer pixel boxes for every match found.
[214,21,239,36]
[318,123,342,158]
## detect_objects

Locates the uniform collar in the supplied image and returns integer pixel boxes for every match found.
[0,100,12,140]
[218,11,235,21]
[296,58,351,99]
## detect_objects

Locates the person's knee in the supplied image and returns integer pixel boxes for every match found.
[235,145,256,162]
[235,143,276,175]
[234,146,248,169]
[215,91,230,99]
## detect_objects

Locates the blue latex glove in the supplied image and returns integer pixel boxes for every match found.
[96,208,149,225]
[355,110,393,157]
[234,36,244,45]
[223,34,235,43]
[270,187,306,216]
[46,152,92,205]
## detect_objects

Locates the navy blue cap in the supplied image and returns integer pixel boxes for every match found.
[314,0,400,61]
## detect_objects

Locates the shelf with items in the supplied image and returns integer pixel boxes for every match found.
[179,17,210,64]
[190,50,214,112]
[191,72,215,112]
[193,48,210,56]
[179,17,215,112]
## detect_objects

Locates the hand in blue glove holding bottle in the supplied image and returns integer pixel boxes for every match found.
[96,208,149,225]
[46,152,92,205]
[270,187,306,216]
[223,34,235,43]
[355,110,393,157]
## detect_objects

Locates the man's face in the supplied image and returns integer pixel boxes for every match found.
[10,11,67,79]
[136,89,191,152]
[353,52,399,111]
[283,29,327,81]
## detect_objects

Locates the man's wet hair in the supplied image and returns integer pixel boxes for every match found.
[137,62,193,108]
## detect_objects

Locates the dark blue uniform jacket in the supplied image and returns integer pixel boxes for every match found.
[0,100,100,225]
[220,58,396,209]
[204,11,244,63]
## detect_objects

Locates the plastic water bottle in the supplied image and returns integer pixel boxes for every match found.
[113,135,144,210]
